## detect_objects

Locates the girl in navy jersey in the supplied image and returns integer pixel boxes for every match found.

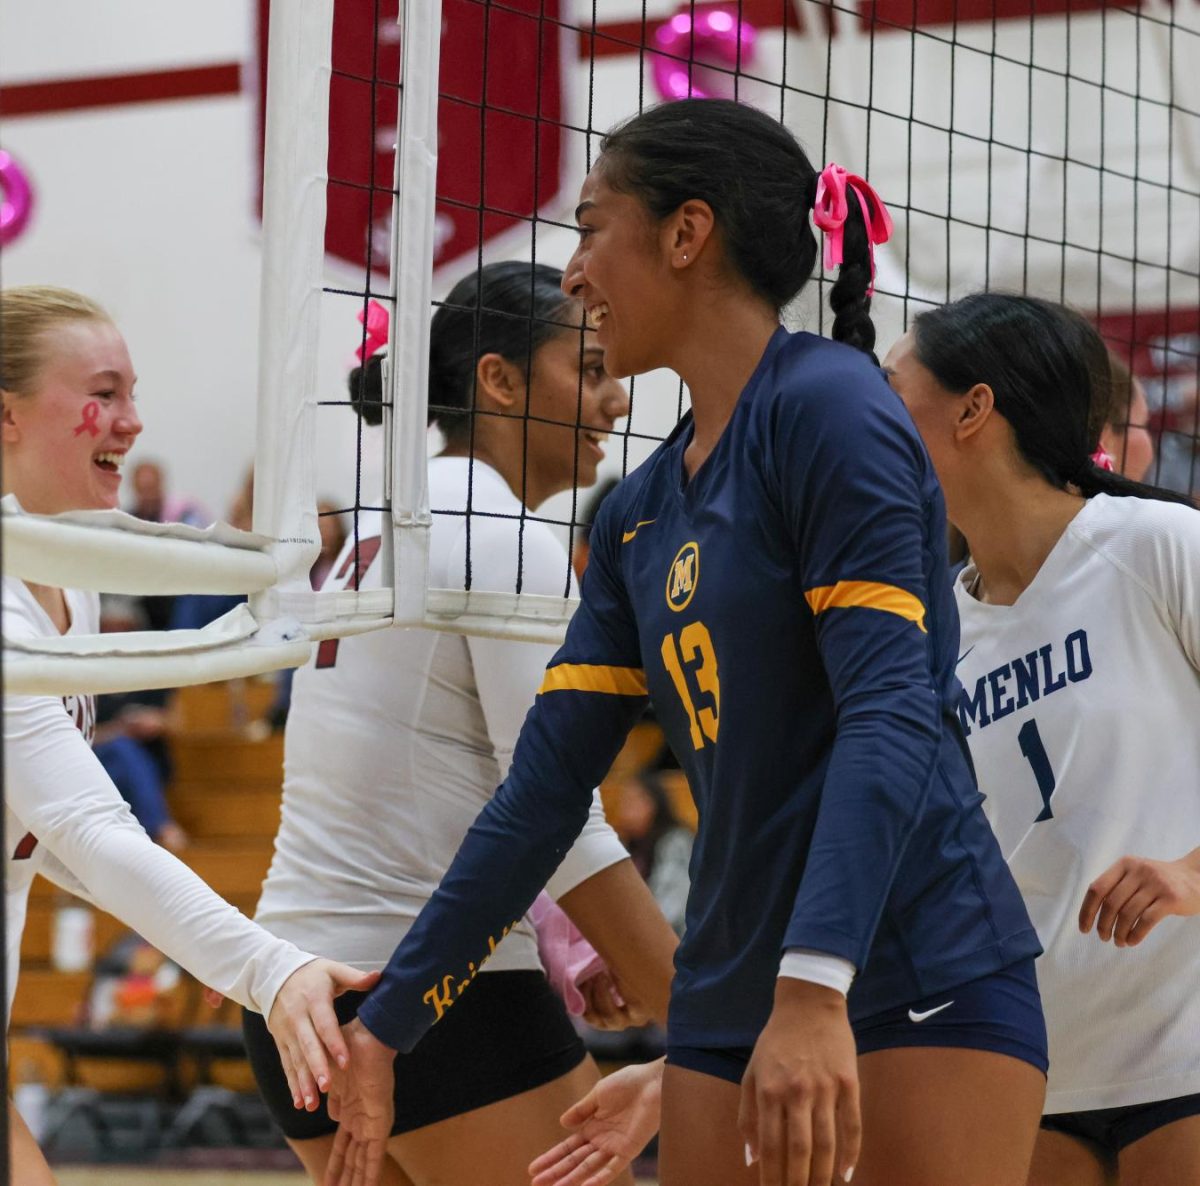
[0,287,377,1184]
[883,294,1200,1186]
[328,101,1047,1186]
[241,261,679,1186]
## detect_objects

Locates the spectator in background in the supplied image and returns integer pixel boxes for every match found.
[168,468,254,631]
[92,596,188,853]
[614,772,692,937]
[1154,376,1200,503]
[125,460,210,631]
[1094,353,1155,482]
[127,459,209,528]
[571,476,619,583]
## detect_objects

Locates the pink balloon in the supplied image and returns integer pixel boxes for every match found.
[652,6,758,102]
[0,149,34,247]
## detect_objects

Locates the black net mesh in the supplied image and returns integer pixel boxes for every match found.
[327,0,1199,603]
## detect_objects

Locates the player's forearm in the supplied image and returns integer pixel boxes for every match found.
[783,686,940,967]
[357,734,599,1051]
[559,857,678,1024]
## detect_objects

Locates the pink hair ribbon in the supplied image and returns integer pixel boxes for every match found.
[1090,447,1116,472]
[355,299,390,364]
[813,163,894,296]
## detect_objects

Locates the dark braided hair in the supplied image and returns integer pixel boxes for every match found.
[598,99,878,360]
[912,293,1193,507]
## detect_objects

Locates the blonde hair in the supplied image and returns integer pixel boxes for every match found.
[0,285,113,396]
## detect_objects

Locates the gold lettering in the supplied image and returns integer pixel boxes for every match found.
[671,554,695,599]
[422,973,458,1021]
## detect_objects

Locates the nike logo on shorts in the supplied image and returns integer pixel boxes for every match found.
[908,1000,955,1023]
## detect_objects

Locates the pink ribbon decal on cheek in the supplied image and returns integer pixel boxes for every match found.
[73,400,101,438]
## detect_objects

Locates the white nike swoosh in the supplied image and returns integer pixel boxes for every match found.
[908,1000,955,1023]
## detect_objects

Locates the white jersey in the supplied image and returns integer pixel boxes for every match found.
[255,457,629,973]
[2,577,311,1019]
[955,494,1200,1113]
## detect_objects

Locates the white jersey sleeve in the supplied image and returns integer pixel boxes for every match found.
[454,513,630,900]
[3,590,311,1018]
[1109,497,1200,671]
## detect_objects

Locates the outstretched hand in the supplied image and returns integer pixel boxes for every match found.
[325,1017,397,1186]
[267,959,381,1113]
[529,1058,664,1186]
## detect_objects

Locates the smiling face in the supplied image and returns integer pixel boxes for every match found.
[2,318,142,514]
[562,164,677,381]
[518,324,630,503]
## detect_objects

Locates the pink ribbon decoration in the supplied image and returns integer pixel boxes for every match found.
[355,299,390,364]
[1090,447,1116,472]
[0,149,34,247]
[652,6,757,102]
[73,400,101,438]
[812,163,894,296]
[528,891,617,1017]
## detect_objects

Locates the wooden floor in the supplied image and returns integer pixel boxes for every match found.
[57,1174,658,1185]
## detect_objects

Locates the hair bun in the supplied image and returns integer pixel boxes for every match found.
[347,354,385,426]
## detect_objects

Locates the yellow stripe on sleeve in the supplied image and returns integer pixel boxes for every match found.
[538,664,649,697]
[804,580,927,633]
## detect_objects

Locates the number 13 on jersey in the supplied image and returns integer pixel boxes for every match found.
[661,622,720,750]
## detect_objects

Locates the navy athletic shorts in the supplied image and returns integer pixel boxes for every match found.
[242,969,587,1140]
[1042,1093,1200,1155]
[667,957,1048,1086]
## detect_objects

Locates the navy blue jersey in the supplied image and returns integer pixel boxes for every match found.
[358,328,1040,1052]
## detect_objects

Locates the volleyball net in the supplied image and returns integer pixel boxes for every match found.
[5,0,1198,692]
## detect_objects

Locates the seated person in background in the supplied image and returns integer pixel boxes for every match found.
[614,771,692,937]
[92,596,188,852]
[571,475,619,584]
[126,459,210,631]
[1093,351,1154,482]
[127,458,209,528]
[168,468,255,631]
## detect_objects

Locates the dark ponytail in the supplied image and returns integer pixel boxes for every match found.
[598,99,878,360]
[912,293,1194,508]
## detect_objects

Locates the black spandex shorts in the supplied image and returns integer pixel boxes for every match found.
[1041,1093,1200,1156]
[242,969,587,1140]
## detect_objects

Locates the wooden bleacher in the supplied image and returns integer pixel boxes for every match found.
[10,680,696,1101]
[10,679,282,1095]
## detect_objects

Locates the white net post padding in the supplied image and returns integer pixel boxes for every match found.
[1,500,278,596]
[387,0,440,628]
[251,0,336,615]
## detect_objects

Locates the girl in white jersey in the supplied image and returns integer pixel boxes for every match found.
[882,293,1200,1186]
[242,261,679,1186]
[0,287,382,1184]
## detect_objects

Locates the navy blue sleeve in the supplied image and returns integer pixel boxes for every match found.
[771,355,943,971]
[356,501,648,1051]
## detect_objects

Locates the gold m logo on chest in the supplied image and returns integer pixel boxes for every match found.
[666,542,700,612]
